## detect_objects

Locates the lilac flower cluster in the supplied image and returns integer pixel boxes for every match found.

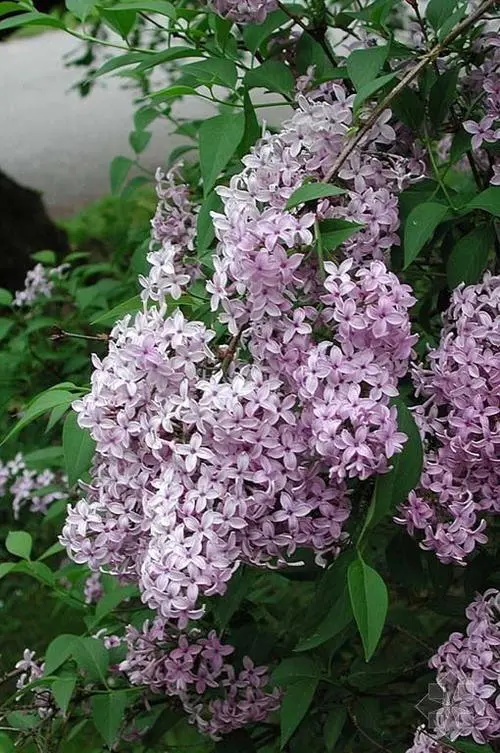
[209,0,276,23]
[427,589,500,743]
[120,619,280,739]
[15,650,52,718]
[0,453,66,519]
[464,34,500,186]
[396,273,500,564]
[13,263,69,307]
[140,167,199,303]
[83,571,104,604]
[406,728,453,753]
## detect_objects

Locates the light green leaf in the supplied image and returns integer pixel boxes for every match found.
[150,84,198,101]
[286,183,345,210]
[244,60,294,98]
[44,634,80,676]
[93,51,146,79]
[353,72,397,113]
[199,111,245,196]
[91,693,130,748]
[0,563,16,580]
[403,202,450,268]
[71,637,109,684]
[91,294,142,326]
[110,0,174,17]
[31,250,56,265]
[1,389,75,446]
[0,319,14,341]
[0,288,13,306]
[242,9,288,53]
[65,0,96,20]
[447,224,494,289]
[101,7,136,39]
[347,44,388,91]
[318,219,364,251]
[181,58,237,89]
[6,531,32,560]
[38,542,65,561]
[129,129,152,154]
[109,155,134,195]
[348,558,388,662]
[0,11,64,31]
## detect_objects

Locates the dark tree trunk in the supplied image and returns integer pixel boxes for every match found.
[0,169,69,291]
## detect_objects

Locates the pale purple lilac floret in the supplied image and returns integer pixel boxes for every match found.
[428,589,500,744]
[84,571,104,604]
[13,263,69,307]
[396,273,500,565]
[406,728,453,753]
[209,0,276,23]
[120,619,280,739]
[15,650,52,718]
[0,453,66,518]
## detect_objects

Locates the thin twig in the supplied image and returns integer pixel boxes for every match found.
[323,0,498,183]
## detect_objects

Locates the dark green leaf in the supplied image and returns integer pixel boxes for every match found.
[110,0,175,18]
[0,389,76,446]
[429,68,459,129]
[197,191,223,254]
[324,707,346,752]
[391,87,424,130]
[466,187,500,217]
[348,558,388,662]
[91,692,130,748]
[403,202,450,268]
[151,84,198,101]
[214,567,249,631]
[280,676,319,748]
[273,656,319,685]
[0,11,64,31]
[447,224,494,288]
[63,412,96,488]
[244,60,294,98]
[91,294,142,326]
[0,319,14,341]
[129,129,152,153]
[353,72,397,113]
[101,7,136,38]
[182,58,237,89]
[242,9,288,53]
[134,106,158,131]
[450,128,471,164]
[286,183,345,210]
[318,219,364,251]
[296,32,334,79]
[295,586,352,651]
[199,111,245,195]
[65,0,96,20]
[52,672,77,714]
[347,44,388,91]
[93,51,145,78]
[238,88,260,157]
[6,531,32,560]
[0,288,13,306]
[450,738,495,753]
[426,0,459,30]
[5,712,39,731]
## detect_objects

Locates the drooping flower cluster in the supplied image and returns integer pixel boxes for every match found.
[464,34,500,186]
[139,167,199,303]
[0,453,66,519]
[396,273,500,564]
[209,0,276,23]
[120,619,280,739]
[427,589,500,743]
[13,263,69,307]
[83,571,104,604]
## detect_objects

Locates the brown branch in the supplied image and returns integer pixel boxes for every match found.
[323,0,498,184]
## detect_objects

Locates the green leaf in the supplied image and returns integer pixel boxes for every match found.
[1,389,75,446]
[391,87,424,131]
[238,88,260,157]
[0,3,22,17]
[214,567,249,631]
[90,584,138,628]
[0,732,15,753]
[134,106,158,131]
[353,72,397,113]
[91,294,142,326]
[449,739,495,753]
[447,224,494,289]
[38,541,65,561]
[429,68,459,128]
[15,561,55,587]
[93,51,146,79]
[286,183,345,210]
[110,0,175,18]
[44,634,80,676]
[101,7,136,38]
[242,9,288,53]
[150,84,198,102]
[71,637,109,684]
[109,156,133,195]
[6,531,32,560]
[197,191,223,254]
[0,319,14,341]
[181,58,237,89]
[31,250,56,265]
[347,44,388,91]
[65,0,96,20]
[318,219,364,251]
[63,412,96,488]
[134,46,202,74]
[294,587,352,651]
[199,111,245,196]
[280,676,319,748]
[296,32,334,79]
[91,692,130,748]
[324,707,346,752]
[52,672,77,714]
[46,402,70,433]
[466,187,500,217]
[129,129,152,154]
[403,202,450,268]
[426,0,459,30]
[273,656,319,685]
[5,712,39,731]
[348,558,388,662]
[0,11,64,31]
[244,60,294,98]
[0,288,13,306]
[0,563,16,580]
[362,399,423,535]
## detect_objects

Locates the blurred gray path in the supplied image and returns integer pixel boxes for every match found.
[0,31,207,217]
